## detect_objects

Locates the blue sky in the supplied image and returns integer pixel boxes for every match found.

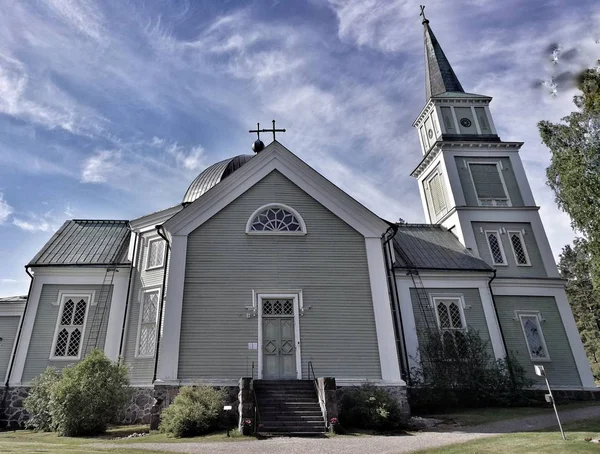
[0,0,599,296]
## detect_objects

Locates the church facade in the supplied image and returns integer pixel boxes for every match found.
[0,18,595,427]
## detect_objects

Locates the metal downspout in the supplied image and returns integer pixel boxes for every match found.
[118,228,138,360]
[153,225,170,383]
[1,267,35,419]
[382,225,410,382]
[488,269,510,360]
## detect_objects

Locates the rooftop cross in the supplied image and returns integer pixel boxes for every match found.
[249,120,286,142]
[419,5,429,24]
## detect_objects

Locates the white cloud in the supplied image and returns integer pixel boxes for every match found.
[0,278,18,283]
[64,203,74,217]
[43,0,105,41]
[81,150,121,183]
[327,0,417,52]
[13,212,55,232]
[0,193,14,224]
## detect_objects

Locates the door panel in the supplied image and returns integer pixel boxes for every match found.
[262,317,296,379]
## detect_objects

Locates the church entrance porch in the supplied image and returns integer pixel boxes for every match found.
[257,293,302,380]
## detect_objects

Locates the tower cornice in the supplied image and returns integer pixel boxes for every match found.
[411,141,524,178]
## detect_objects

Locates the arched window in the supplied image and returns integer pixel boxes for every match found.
[246,204,307,235]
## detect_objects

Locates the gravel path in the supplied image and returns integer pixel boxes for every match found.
[93,405,600,454]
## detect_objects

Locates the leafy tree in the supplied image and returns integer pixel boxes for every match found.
[538,68,600,287]
[559,237,600,379]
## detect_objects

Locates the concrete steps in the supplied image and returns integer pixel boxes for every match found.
[254,379,326,435]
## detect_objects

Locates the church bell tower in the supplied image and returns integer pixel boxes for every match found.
[411,12,560,278]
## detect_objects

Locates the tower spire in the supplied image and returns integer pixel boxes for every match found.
[420,6,464,100]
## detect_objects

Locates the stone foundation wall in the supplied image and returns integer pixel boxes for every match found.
[0,387,29,429]
[119,388,155,425]
[0,384,241,430]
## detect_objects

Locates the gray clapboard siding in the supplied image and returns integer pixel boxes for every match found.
[472,222,547,278]
[0,316,20,381]
[22,284,112,382]
[178,170,381,380]
[494,295,581,387]
[410,287,492,351]
[122,230,168,385]
[455,157,524,207]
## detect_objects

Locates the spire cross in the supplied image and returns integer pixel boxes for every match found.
[249,122,262,141]
[249,120,286,142]
[419,5,429,24]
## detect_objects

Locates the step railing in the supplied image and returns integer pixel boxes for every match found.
[252,384,261,434]
[307,361,327,429]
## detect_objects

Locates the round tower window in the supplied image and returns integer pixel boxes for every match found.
[460,118,472,127]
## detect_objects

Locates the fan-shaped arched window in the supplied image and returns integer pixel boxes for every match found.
[246,204,307,235]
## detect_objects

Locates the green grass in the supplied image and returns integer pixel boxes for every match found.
[0,424,251,453]
[421,401,599,426]
[417,418,600,453]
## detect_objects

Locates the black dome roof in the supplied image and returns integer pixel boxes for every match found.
[183,154,254,204]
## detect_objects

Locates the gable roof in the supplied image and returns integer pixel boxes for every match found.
[393,224,492,272]
[164,141,390,238]
[28,220,131,267]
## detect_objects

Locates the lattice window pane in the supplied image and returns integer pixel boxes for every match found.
[67,329,81,357]
[510,233,529,265]
[454,331,468,356]
[487,232,505,264]
[250,207,303,233]
[61,299,74,325]
[73,299,87,326]
[449,302,463,329]
[437,302,451,328]
[263,301,273,315]
[139,326,156,356]
[522,317,547,358]
[54,329,69,356]
[148,239,165,268]
[142,292,158,323]
[262,299,293,316]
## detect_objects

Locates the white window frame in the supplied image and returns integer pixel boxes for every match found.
[145,237,166,271]
[424,167,447,218]
[135,286,162,358]
[430,294,468,332]
[516,311,551,362]
[50,291,95,361]
[484,229,508,266]
[507,230,531,266]
[467,161,512,207]
[245,203,307,236]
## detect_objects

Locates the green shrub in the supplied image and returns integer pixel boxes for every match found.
[338,385,403,431]
[159,385,227,437]
[23,367,61,431]
[410,328,534,412]
[50,349,130,436]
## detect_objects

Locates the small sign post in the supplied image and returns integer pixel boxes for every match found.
[535,365,566,440]
[223,405,233,437]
